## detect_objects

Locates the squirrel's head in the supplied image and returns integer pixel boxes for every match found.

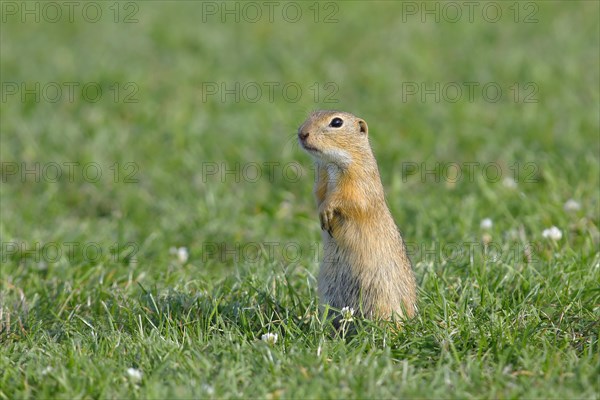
[298,110,370,169]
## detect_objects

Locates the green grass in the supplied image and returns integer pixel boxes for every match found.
[1,1,599,398]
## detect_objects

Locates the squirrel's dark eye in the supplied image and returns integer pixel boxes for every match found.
[329,117,344,128]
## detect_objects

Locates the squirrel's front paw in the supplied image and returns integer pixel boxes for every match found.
[319,205,336,235]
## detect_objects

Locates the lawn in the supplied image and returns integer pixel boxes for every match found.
[1,1,599,398]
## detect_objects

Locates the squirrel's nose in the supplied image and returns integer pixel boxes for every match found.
[298,130,309,140]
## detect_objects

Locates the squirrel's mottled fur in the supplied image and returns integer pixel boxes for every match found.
[298,110,417,323]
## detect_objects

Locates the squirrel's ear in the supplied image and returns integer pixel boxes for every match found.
[358,120,368,135]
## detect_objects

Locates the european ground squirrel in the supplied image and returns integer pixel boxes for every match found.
[298,110,417,325]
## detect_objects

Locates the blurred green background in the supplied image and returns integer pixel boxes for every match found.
[2,2,597,263]
[1,1,599,398]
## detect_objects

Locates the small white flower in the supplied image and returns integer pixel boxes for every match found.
[41,366,53,376]
[261,333,278,344]
[170,246,189,263]
[480,218,493,230]
[341,306,355,322]
[177,247,189,263]
[126,368,143,382]
[502,177,517,189]
[36,261,48,271]
[563,199,581,212]
[202,384,215,395]
[542,226,562,241]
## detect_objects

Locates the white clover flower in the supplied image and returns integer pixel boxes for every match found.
[341,306,355,322]
[542,226,562,241]
[126,368,143,382]
[563,199,581,212]
[261,333,278,344]
[202,384,215,395]
[41,366,53,376]
[502,177,517,189]
[480,218,493,230]
[177,247,189,263]
[170,246,189,263]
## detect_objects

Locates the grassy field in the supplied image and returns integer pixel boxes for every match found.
[1,1,599,398]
